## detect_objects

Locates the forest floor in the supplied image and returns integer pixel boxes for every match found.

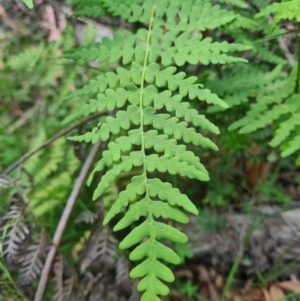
[1,1,300,301]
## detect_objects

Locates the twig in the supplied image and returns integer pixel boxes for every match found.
[278,36,297,67]
[34,140,102,301]
[2,111,105,175]
[295,22,300,93]
[266,15,297,67]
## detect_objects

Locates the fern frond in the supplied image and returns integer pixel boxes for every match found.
[7,43,46,71]
[217,0,249,9]
[34,139,65,184]
[80,226,117,273]
[53,254,64,301]
[116,255,131,288]
[64,68,227,125]
[66,0,249,300]
[62,277,74,301]
[72,0,107,18]
[228,68,300,160]
[18,229,46,285]
[63,1,250,67]
[256,0,300,28]
[252,0,269,9]
[228,69,295,131]
[254,44,287,65]
[52,255,74,301]
[25,144,80,217]
[116,255,140,299]
[207,64,286,111]
[1,195,30,262]
[102,0,238,30]
[75,210,97,224]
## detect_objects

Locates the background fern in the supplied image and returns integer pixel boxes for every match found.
[216,0,300,165]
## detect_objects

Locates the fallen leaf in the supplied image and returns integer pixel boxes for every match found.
[198,265,210,283]
[277,281,300,293]
[261,288,271,301]
[215,274,224,288]
[243,289,264,301]
[269,284,284,301]
[44,5,67,42]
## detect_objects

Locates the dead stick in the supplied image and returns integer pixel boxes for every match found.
[34,140,102,301]
[2,112,105,175]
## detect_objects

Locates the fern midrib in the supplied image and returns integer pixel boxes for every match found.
[138,0,158,227]
[139,0,158,166]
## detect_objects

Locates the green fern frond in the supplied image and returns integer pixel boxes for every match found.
[256,0,300,27]
[63,1,250,67]
[7,43,46,71]
[65,66,227,125]
[217,0,249,9]
[71,0,107,17]
[66,1,248,300]
[24,139,80,217]
[65,30,248,67]
[228,68,300,160]
[207,65,290,112]
[228,68,296,131]
[254,43,287,65]
[252,0,269,9]
[207,64,286,111]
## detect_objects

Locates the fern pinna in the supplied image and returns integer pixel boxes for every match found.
[64,1,248,300]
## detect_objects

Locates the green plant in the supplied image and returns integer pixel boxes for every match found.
[179,280,200,300]
[21,0,33,9]
[226,0,300,165]
[6,1,300,300]
[65,1,249,300]
[0,205,30,301]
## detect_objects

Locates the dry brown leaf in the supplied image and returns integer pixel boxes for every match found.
[215,274,224,288]
[233,296,243,301]
[209,268,217,279]
[198,265,210,282]
[277,280,300,292]
[269,284,285,301]
[208,283,219,301]
[261,287,271,301]
[243,290,263,301]
[0,5,7,18]
[199,284,210,299]
[44,5,66,42]
[174,269,193,279]
[245,142,269,188]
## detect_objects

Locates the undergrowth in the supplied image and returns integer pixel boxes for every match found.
[2,0,300,301]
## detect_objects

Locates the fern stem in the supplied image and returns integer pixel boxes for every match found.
[138,0,158,175]
[295,22,300,93]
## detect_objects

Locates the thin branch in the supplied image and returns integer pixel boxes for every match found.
[34,140,102,301]
[295,22,300,93]
[2,111,105,175]
[278,36,296,67]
